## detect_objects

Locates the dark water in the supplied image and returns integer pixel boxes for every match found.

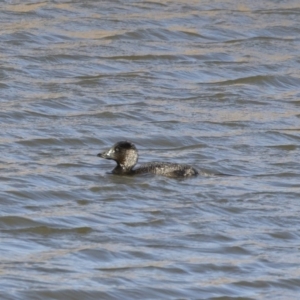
[1,1,300,299]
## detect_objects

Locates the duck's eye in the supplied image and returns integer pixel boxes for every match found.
[115,147,119,152]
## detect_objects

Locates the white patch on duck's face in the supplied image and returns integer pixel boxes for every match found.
[107,148,115,156]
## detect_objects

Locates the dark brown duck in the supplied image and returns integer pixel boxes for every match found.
[97,141,198,178]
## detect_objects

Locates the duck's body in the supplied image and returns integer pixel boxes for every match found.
[98,141,198,178]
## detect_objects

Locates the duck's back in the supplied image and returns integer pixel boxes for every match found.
[134,162,198,178]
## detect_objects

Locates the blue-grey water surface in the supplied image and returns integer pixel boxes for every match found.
[1,1,300,299]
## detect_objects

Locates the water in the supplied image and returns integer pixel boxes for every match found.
[1,1,300,299]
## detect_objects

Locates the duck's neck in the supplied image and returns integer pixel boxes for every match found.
[112,164,134,175]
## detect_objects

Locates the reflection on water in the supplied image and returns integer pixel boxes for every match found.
[1,1,300,299]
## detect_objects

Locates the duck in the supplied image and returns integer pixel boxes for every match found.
[97,141,198,178]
